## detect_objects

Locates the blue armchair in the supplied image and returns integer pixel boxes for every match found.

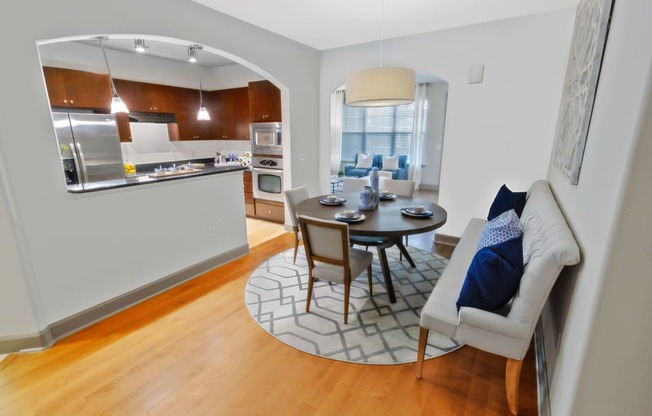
[345,154,408,179]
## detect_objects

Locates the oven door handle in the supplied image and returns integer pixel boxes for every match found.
[253,167,283,174]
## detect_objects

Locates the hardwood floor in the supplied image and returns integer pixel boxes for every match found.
[246,217,287,248]
[0,233,538,416]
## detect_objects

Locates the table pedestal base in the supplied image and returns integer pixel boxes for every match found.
[351,235,416,304]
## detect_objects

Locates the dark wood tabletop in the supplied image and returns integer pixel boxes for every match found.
[295,193,447,237]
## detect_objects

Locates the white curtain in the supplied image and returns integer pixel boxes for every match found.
[409,83,429,190]
[330,89,345,175]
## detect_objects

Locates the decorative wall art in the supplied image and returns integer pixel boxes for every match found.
[552,0,615,185]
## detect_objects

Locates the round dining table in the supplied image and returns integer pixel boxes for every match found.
[295,193,447,303]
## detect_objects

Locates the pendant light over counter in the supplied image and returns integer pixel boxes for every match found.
[345,0,415,107]
[189,44,210,121]
[95,36,129,114]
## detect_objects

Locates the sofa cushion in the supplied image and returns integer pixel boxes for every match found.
[488,184,527,220]
[456,236,524,312]
[419,218,486,338]
[477,209,523,251]
[355,153,374,169]
[381,154,400,171]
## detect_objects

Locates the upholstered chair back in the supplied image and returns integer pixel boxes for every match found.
[284,185,310,228]
[381,179,414,197]
[341,177,370,193]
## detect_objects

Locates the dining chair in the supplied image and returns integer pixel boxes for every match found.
[284,185,310,264]
[381,178,415,197]
[299,215,374,324]
[341,176,370,193]
[381,179,415,260]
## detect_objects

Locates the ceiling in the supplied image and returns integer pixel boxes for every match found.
[191,0,579,50]
[76,38,236,68]
[71,0,578,68]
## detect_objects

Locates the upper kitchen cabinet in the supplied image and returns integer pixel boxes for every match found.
[177,110,212,140]
[209,87,250,140]
[43,66,112,109]
[113,79,176,113]
[248,80,281,122]
[175,87,211,140]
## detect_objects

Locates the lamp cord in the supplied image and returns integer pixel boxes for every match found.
[195,58,204,107]
[98,38,119,96]
[379,0,384,68]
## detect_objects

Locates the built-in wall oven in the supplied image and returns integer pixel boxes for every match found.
[251,155,284,202]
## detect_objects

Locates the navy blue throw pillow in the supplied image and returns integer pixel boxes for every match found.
[487,184,527,220]
[456,236,524,312]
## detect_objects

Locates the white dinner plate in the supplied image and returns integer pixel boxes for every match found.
[319,197,347,205]
[335,212,366,223]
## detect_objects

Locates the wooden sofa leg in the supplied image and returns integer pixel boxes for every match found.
[506,358,523,415]
[415,327,429,379]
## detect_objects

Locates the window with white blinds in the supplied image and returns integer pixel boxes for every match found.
[341,103,415,162]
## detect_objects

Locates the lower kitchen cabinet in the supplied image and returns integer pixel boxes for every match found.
[243,171,254,217]
[254,199,285,223]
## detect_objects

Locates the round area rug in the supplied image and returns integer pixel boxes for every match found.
[244,245,462,364]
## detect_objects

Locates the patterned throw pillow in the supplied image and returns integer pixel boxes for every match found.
[381,154,400,171]
[355,153,374,169]
[477,209,523,250]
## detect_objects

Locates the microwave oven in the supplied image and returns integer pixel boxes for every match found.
[250,122,282,155]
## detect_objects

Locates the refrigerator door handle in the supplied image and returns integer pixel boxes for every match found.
[70,142,88,185]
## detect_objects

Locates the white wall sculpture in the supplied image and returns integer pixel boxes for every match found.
[552,0,614,184]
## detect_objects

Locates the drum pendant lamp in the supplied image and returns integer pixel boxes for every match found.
[345,0,415,107]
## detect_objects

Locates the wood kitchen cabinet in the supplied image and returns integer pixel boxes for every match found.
[113,79,176,113]
[209,87,250,140]
[254,199,285,223]
[243,170,254,217]
[248,80,281,122]
[174,87,212,140]
[43,66,112,109]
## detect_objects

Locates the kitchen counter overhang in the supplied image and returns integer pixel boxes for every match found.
[66,164,249,193]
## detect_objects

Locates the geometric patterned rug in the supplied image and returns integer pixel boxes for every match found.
[244,245,462,365]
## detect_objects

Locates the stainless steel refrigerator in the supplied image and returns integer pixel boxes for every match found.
[53,112,125,186]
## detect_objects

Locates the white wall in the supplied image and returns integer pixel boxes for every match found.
[545,0,652,414]
[121,139,250,165]
[0,0,319,341]
[39,41,263,90]
[0,166,42,338]
[420,82,448,189]
[320,9,576,235]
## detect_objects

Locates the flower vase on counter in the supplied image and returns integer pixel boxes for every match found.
[370,167,380,206]
[358,186,376,211]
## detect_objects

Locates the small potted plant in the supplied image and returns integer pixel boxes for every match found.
[337,170,344,177]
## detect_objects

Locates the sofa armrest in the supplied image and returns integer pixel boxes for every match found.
[344,165,355,175]
[458,307,529,339]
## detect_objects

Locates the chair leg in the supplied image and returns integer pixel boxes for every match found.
[293,232,300,264]
[416,327,429,379]
[367,265,373,295]
[305,275,314,313]
[343,282,351,324]
[506,358,523,415]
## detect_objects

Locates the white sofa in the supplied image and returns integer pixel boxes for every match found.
[416,180,580,415]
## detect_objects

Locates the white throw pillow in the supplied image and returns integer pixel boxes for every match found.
[355,153,374,169]
[382,154,400,171]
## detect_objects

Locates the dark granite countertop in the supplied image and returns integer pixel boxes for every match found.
[67,160,248,193]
